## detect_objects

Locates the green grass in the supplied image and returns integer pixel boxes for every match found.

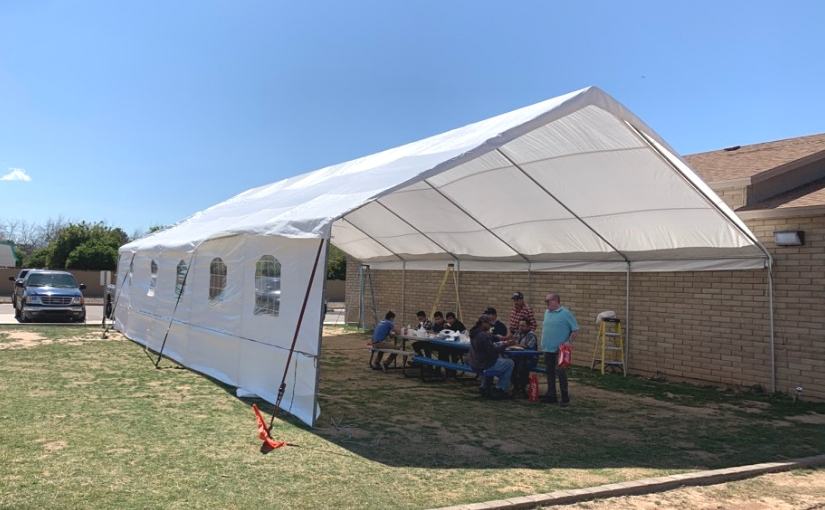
[1,326,824,509]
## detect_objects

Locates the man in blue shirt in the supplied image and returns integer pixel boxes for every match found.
[540,292,579,405]
[372,311,400,371]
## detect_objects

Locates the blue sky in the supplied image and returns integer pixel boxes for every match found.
[1,1,823,237]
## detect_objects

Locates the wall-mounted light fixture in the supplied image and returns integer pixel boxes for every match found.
[774,230,804,246]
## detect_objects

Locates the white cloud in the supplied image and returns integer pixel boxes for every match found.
[1,168,32,181]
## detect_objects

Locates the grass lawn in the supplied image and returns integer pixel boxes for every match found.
[1,325,824,509]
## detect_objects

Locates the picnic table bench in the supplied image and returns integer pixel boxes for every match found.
[368,346,415,375]
[411,355,505,384]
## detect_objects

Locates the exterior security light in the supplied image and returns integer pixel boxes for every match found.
[774,231,804,246]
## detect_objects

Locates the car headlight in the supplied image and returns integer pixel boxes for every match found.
[71,297,84,305]
[25,296,42,304]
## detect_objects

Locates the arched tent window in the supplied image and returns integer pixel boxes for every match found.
[254,255,281,316]
[209,257,227,301]
[175,260,188,298]
[148,260,158,297]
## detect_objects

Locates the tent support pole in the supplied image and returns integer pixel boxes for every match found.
[311,235,332,428]
[527,264,532,307]
[268,239,325,431]
[103,252,136,338]
[401,261,406,325]
[624,263,630,377]
[154,245,201,367]
[768,264,776,394]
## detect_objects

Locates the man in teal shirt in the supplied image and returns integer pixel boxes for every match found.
[540,292,579,405]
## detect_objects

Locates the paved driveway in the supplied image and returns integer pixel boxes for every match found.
[1,304,346,326]
[0,304,104,325]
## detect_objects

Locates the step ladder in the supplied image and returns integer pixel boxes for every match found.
[591,317,626,375]
[346,264,378,329]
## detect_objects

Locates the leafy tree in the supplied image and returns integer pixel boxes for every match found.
[24,247,51,268]
[327,245,347,280]
[50,221,126,270]
[66,240,119,270]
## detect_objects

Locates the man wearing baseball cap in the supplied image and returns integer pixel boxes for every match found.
[467,314,517,399]
[509,291,537,335]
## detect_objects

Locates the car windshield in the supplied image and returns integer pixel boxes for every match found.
[26,273,78,288]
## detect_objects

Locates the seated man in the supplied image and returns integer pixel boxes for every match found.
[511,319,539,397]
[467,314,516,398]
[430,311,446,333]
[439,312,468,374]
[412,311,442,360]
[416,310,433,331]
[484,307,510,338]
[444,311,466,333]
[371,311,400,372]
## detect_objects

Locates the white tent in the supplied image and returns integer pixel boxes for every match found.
[0,242,19,267]
[114,86,771,426]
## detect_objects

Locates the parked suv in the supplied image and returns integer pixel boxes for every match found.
[14,270,87,323]
[8,268,32,308]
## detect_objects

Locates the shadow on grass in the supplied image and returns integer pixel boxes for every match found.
[138,329,825,473]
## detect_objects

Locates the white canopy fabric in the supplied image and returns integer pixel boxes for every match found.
[125,86,768,272]
[116,86,770,427]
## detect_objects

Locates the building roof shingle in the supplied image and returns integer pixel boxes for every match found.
[684,133,825,184]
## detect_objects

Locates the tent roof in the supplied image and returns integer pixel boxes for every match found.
[123,86,769,272]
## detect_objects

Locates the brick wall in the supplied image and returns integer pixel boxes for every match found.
[345,215,825,401]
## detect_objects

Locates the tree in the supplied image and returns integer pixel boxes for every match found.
[50,221,126,270]
[25,247,51,268]
[65,241,119,270]
[327,245,347,280]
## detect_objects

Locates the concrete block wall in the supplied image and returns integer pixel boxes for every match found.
[344,214,825,401]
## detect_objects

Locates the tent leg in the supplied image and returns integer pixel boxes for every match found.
[624,265,630,377]
[768,265,776,394]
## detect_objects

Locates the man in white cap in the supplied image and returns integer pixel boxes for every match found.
[508,291,536,335]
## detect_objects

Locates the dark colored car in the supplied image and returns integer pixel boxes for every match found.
[14,270,87,323]
[9,268,32,308]
[254,276,281,315]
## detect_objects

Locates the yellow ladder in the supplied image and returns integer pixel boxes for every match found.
[430,263,462,321]
[591,317,625,375]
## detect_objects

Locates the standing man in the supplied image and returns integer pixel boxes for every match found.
[509,291,537,335]
[540,293,579,405]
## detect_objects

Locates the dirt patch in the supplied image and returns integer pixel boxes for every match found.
[0,329,123,350]
[549,469,825,509]
[786,413,825,425]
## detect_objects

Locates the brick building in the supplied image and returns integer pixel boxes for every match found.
[346,133,825,400]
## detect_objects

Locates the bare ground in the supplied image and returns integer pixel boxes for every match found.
[550,469,825,509]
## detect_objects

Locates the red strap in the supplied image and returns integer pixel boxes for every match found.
[253,404,286,450]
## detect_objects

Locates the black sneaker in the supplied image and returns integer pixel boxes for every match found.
[540,395,558,404]
[560,400,570,407]
[491,388,513,400]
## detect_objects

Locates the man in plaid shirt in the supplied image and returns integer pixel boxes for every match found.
[508,291,537,334]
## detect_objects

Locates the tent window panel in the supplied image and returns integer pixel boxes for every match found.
[209,257,227,301]
[175,260,188,298]
[148,260,158,297]
[254,255,281,316]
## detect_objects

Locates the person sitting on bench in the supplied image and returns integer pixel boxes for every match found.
[372,311,400,372]
[512,319,539,397]
[467,314,516,398]
[412,311,444,359]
